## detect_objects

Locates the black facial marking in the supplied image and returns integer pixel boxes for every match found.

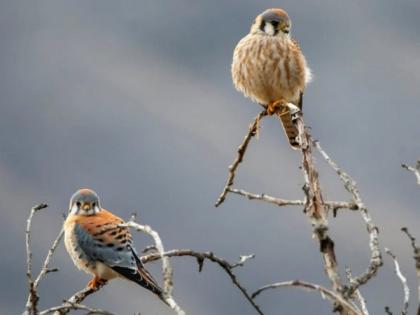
[259,20,266,32]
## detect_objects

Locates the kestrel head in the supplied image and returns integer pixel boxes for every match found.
[251,8,291,36]
[69,188,101,216]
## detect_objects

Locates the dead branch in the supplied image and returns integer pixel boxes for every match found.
[121,217,185,315]
[401,227,420,314]
[401,160,420,186]
[313,140,382,296]
[295,114,345,307]
[228,187,358,213]
[39,301,114,315]
[215,110,267,207]
[345,268,369,315]
[49,249,261,315]
[24,203,52,315]
[49,285,106,315]
[385,248,409,315]
[142,249,263,315]
[251,280,361,315]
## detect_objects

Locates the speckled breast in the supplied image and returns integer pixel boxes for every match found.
[232,34,305,105]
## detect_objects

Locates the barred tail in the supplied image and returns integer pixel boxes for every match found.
[276,108,300,149]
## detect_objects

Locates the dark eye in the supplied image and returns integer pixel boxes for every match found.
[271,21,279,28]
[92,202,96,208]
[76,202,81,208]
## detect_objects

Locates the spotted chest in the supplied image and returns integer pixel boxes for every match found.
[232,34,307,105]
[64,221,97,275]
[63,210,135,280]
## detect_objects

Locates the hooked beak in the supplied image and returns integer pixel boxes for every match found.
[82,203,91,211]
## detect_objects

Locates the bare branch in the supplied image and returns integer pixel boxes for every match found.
[228,187,358,212]
[122,219,185,315]
[295,114,344,299]
[215,110,267,207]
[34,229,64,287]
[401,227,420,314]
[385,248,409,315]
[40,301,114,315]
[313,140,382,296]
[345,268,369,315]
[142,249,264,315]
[24,203,48,315]
[251,280,361,315]
[51,285,106,315]
[401,160,420,186]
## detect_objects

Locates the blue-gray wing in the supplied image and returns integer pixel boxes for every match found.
[74,222,163,296]
[74,222,137,270]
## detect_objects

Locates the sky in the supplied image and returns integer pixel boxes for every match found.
[1,0,419,314]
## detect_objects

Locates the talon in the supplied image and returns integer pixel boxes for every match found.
[87,276,107,289]
[267,99,287,116]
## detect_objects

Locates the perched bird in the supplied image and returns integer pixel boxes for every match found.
[64,188,164,300]
[232,8,312,148]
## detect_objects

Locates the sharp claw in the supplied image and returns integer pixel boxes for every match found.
[267,99,287,115]
[87,277,106,289]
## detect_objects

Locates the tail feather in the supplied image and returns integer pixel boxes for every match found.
[111,265,163,297]
[276,108,300,149]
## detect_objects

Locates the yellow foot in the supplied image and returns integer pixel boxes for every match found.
[267,99,287,116]
[87,276,107,289]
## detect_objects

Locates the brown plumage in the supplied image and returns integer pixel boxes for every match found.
[232,8,311,148]
[64,188,164,301]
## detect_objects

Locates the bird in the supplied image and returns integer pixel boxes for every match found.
[63,188,165,301]
[231,8,312,148]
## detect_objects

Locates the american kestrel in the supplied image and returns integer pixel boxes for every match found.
[64,188,164,300]
[232,8,312,148]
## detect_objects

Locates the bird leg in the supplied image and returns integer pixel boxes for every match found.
[87,276,107,289]
[267,99,288,116]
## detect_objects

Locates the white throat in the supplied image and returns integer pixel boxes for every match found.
[263,23,275,36]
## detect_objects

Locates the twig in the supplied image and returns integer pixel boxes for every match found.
[122,218,186,315]
[51,285,105,315]
[215,110,267,207]
[401,160,420,186]
[251,280,361,315]
[40,301,114,315]
[345,268,369,315]
[142,249,263,315]
[24,203,48,315]
[228,187,358,213]
[384,306,393,315]
[313,140,382,296]
[34,229,64,287]
[401,227,420,314]
[385,248,409,315]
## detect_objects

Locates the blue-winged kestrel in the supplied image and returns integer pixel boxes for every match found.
[232,8,312,148]
[64,188,164,300]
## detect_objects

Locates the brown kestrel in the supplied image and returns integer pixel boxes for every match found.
[64,188,165,301]
[232,8,312,148]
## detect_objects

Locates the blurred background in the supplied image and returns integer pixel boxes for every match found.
[1,0,419,314]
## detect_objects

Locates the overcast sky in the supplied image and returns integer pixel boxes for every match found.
[1,1,419,314]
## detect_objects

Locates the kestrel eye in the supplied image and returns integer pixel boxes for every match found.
[92,202,96,208]
[271,21,279,28]
[76,202,81,208]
